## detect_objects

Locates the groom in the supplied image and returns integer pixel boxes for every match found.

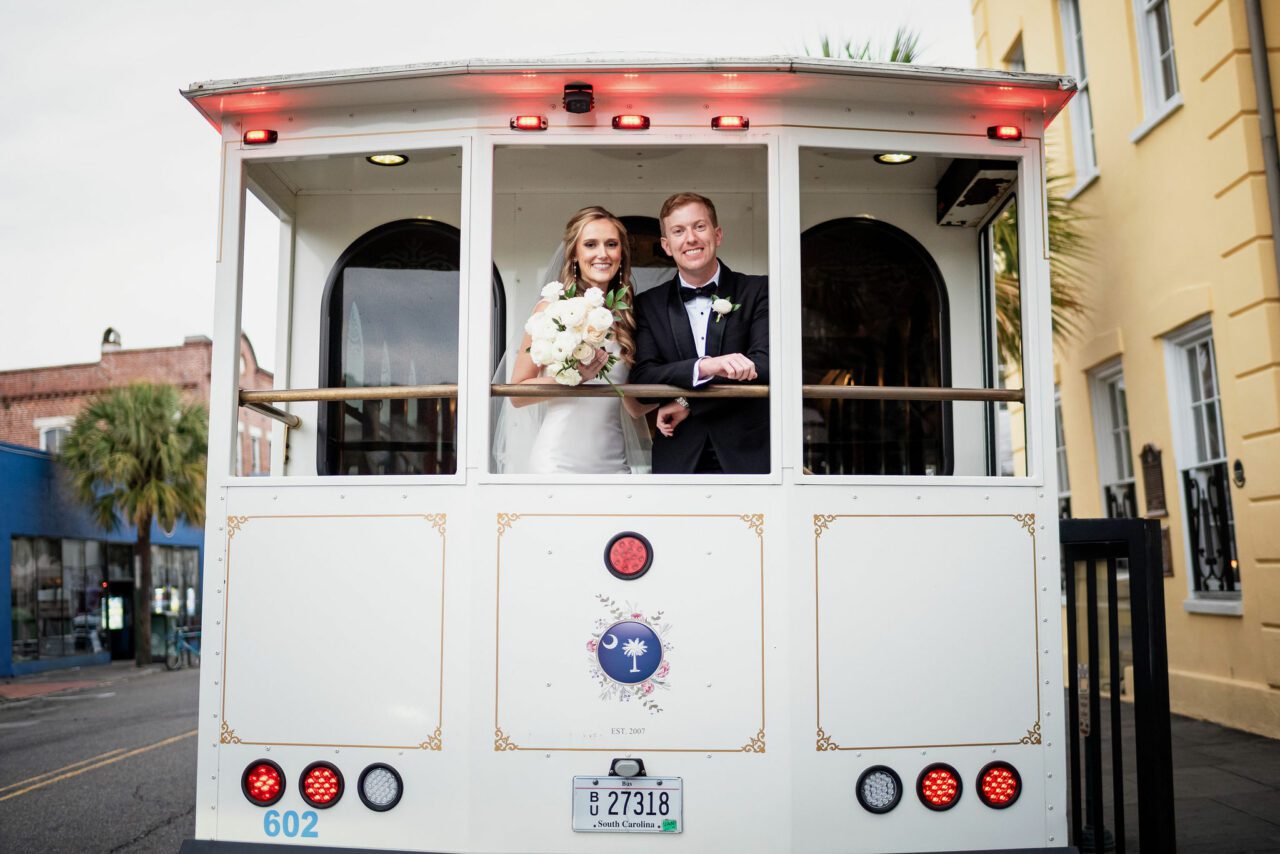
[631,192,769,474]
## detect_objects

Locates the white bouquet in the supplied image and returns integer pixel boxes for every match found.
[526,281,630,387]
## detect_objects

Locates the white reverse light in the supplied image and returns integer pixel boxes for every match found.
[358,764,404,812]
[856,766,903,814]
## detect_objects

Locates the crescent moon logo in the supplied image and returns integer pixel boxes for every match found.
[601,634,618,650]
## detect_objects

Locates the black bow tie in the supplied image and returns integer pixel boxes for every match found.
[680,283,717,302]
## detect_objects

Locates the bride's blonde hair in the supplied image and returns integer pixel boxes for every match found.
[557,206,637,364]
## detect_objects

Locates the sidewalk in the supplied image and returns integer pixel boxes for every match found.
[1169,713,1280,853]
[0,659,166,702]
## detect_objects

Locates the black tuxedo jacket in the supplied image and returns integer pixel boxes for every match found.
[631,262,770,474]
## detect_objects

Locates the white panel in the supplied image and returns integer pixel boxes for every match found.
[814,514,1041,748]
[494,513,765,752]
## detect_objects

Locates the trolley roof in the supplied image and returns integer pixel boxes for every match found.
[181,54,1076,131]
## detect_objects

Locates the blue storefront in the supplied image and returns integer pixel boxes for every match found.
[1,441,205,677]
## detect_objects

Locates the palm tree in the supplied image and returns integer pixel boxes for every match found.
[59,382,208,666]
[622,638,648,673]
[806,29,1089,363]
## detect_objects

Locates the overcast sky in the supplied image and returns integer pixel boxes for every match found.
[0,0,976,374]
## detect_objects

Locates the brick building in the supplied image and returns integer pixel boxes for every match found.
[0,329,274,475]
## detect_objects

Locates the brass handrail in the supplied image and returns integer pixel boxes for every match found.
[240,383,1022,406]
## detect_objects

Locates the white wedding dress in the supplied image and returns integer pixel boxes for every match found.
[526,359,631,474]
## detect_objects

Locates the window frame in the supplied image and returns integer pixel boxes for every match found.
[34,415,72,453]
[785,130,1043,487]
[1055,386,1071,518]
[1164,316,1241,611]
[476,134,781,486]
[1089,359,1137,519]
[1133,0,1181,112]
[316,216,494,478]
[1060,0,1099,185]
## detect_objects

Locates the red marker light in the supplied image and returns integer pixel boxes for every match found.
[510,115,548,131]
[612,114,651,130]
[987,125,1023,141]
[917,763,962,810]
[977,761,1022,808]
[712,115,749,130]
[301,762,344,808]
[243,129,278,145]
[242,760,285,806]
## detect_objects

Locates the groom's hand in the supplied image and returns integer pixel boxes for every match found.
[698,353,758,382]
[656,401,691,437]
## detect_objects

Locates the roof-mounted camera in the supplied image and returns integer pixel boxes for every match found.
[563,82,594,114]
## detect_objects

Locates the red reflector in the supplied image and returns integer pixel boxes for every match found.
[510,115,548,131]
[917,763,962,810]
[712,115,749,130]
[242,760,284,806]
[605,531,653,580]
[243,129,278,145]
[301,761,344,808]
[988,124,1022,141]
[612,114,650,130]
[978,761,1022,808]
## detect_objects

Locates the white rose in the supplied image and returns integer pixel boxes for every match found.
[572,343,595,362]
[528,340,554,365]
[587,306,614,329]
[712,298,733,315]
[559,297,588,327]
[584,288,605,308]
[541,282,565,300]
[556,367,582,386]
[582,326,607,347]
[529,313,556,341]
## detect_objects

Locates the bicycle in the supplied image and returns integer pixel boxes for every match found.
[165,626,201,670]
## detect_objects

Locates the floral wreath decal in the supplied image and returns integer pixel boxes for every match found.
[587,594,673,714]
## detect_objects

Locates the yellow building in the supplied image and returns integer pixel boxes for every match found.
[972,0,1280,737]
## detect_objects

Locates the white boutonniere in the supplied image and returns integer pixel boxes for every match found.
[711,296,741,323]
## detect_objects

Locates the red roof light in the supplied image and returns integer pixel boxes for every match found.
[510,115,548,131]
[712,115,749,130]
[612,114,651,130]
[987,125,1022,141]
[243,129,278,145]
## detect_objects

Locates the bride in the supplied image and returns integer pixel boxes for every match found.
[497,206,655,474]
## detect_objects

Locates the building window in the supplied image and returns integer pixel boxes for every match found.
[35,416,73,453]
[236,422,245,476]
[318,219,506,476]
[800,217,952,475]
[1165,318,1239,596]
[1056,387,1071,518]
[1060,0,1098,178]
[1090,361,1137,519]
[249,427,263,474]
[1004,36,1026,72]
[1135,0,1179,113]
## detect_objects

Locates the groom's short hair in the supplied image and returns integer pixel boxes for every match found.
[659,192,719,233]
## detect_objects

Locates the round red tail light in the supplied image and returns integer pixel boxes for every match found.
[977,761,1021,808]
[242,760,285,806]
[301,761,344,808]
[917,763,962,811]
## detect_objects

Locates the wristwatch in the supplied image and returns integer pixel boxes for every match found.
[674,396,690,409]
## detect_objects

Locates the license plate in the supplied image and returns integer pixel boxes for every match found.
[571,776,682,833]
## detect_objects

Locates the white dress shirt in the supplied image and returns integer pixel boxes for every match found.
[679,263,721,387]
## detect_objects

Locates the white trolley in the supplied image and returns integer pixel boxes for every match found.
[181,55,1077,853]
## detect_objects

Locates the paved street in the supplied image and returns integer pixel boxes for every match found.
[3,660,1280,852]
[0,662,198,853]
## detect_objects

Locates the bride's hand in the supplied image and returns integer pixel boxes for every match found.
[576,347,610,381]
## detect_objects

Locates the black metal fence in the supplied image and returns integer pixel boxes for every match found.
[1061,518,1175,853]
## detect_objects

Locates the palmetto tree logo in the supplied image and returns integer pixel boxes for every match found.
[622,638,648,673]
